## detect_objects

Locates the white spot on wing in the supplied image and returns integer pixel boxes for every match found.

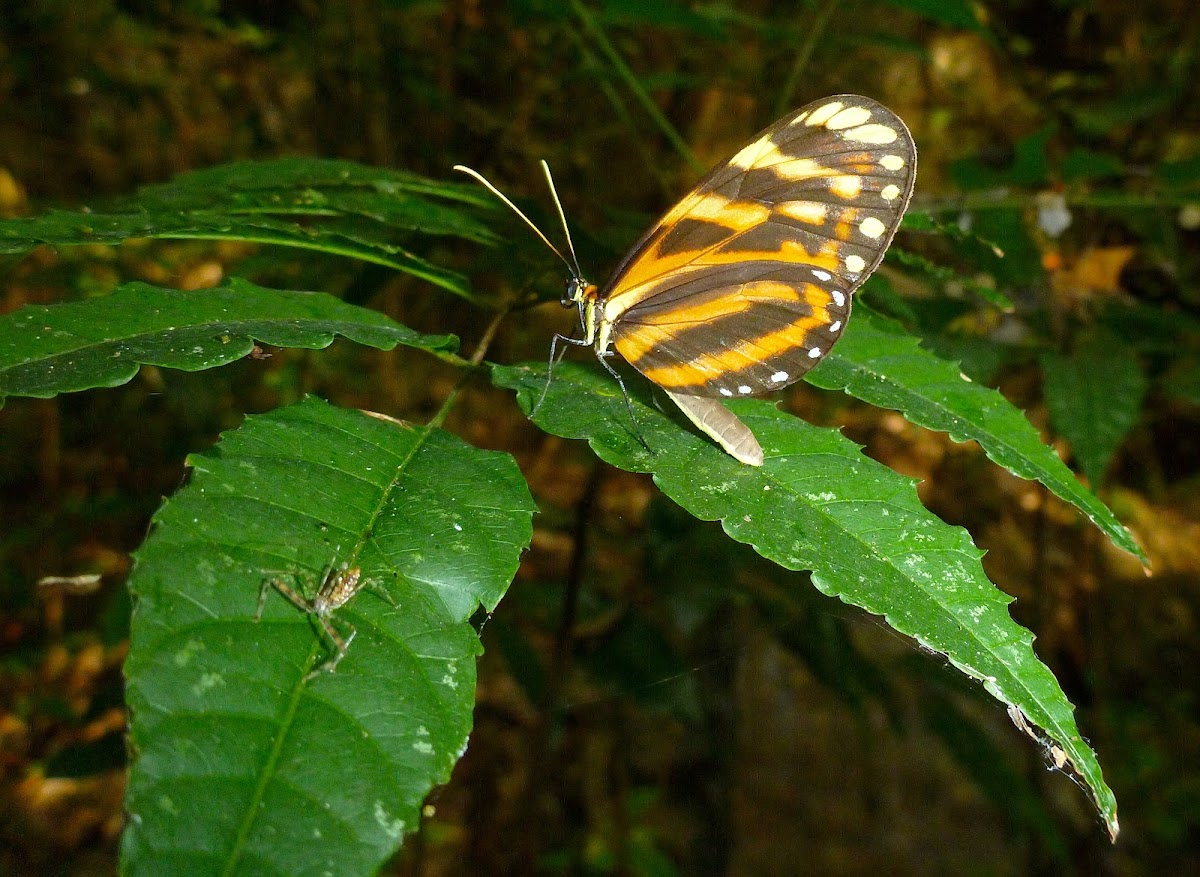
[777,200,828,224]
[737,385,752,395]
[770,371,788,382]
[845,254,866,274]
[831,290,846,307]
[808,347,822,358]
[880,154,905,171]
[881,184,901,202]
[829,320,842,332]
[826,106,873,129]
[830,175,863,199]
[860,216,886,239]
[719,387,733,397]
[812,269,832,282]
[843,123,898,145]
[806,101,845,126]
[729,134,776,170]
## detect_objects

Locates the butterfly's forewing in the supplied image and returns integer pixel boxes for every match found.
[603,95,917,400]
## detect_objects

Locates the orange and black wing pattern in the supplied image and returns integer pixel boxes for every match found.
[602,95,916,399]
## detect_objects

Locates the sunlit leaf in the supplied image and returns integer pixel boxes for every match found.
[491,361,1120,839]
[121,397,536,876]
[809,310,1144,560]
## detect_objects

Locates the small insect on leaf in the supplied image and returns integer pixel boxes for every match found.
[256,559,367,680]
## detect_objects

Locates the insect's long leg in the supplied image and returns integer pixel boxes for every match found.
[595,351,653,454]
[533,331,592,415]
[259,576,310,618]
[307,617,357,680]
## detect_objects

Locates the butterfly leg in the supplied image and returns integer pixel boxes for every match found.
[533,331,591,415]
[595,349,653,455]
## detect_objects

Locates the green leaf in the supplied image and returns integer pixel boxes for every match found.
[881,0,983,30]
[0,158,491,299]
[0,278,457,400]
[1041,329,1148,488]
[950,125,1055,190]
[1157,153,1200,186]
[1067,88,1178,138]
[121,397,536,876]
[491,361,1119,840]
[598,0,729,38]
[1060,147,1125,182]
[807,310,1144,561]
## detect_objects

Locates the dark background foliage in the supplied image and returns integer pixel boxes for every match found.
[2,0,1199,874]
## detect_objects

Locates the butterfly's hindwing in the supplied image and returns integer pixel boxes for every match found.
[603,95,916,399]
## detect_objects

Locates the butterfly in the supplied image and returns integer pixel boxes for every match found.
[457,94,917,466]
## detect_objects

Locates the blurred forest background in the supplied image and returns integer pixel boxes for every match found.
[2,0,1200,875]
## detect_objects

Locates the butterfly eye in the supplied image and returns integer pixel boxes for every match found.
[561,277,582,308]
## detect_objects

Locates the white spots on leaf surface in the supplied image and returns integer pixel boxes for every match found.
[374,800,405,840]
[173,638,204,667]
[191,672,225,697]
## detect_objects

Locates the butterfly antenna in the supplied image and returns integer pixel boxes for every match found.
[453,164,575,275]
[539,160,584,280]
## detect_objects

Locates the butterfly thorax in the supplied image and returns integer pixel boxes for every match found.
[565,276,613,356]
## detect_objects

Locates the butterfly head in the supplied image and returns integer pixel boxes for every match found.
[562,276,596,308]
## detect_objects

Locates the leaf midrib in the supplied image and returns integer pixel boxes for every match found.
[222,421,439,874]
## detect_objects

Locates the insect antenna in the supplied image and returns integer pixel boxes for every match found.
[456,162,589,412]
[453,164,580,280]
[456,163,653,457]
[539,160,584,280]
